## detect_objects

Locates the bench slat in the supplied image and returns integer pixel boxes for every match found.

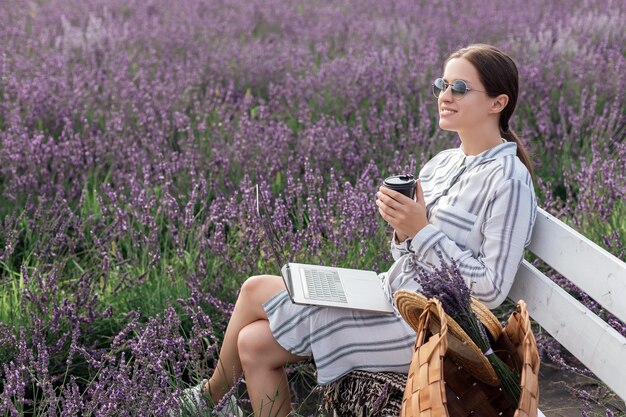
[510,260,626,401]
[528,208,626,323]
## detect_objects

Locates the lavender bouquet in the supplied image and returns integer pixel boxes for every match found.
[414,255,521,408]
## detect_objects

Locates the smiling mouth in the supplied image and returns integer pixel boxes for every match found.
[440,108,457,116]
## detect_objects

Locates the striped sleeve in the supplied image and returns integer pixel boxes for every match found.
[390,231,411,260]
[408,178,537,308]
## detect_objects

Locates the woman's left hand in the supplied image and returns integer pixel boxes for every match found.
[376,179,429,241]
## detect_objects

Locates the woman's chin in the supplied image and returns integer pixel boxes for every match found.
[438,120,456,132]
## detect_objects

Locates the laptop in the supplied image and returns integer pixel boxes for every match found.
[255,185,394,314]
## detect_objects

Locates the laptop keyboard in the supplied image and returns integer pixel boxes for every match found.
[302,268,348,303]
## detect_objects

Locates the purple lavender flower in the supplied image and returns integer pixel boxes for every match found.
[0,0,623,413]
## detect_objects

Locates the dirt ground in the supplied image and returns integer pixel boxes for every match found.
[538,360,625,417]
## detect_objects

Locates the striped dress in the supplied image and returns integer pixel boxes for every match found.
[263,141,537,384]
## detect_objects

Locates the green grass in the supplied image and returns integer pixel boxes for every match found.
[580,199,626,258]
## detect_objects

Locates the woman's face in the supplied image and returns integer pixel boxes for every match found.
[437,58,496,135]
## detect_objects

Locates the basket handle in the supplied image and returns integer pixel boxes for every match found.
[415,303,432,347]
[415,298,448,352]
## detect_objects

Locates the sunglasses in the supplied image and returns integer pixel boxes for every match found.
[431,78,486,100]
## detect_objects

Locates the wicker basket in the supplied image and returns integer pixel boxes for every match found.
[395,293,540,417]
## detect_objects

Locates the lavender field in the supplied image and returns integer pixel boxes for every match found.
[0,0,624,415]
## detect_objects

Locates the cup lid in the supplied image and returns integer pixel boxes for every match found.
[384,174,415,185]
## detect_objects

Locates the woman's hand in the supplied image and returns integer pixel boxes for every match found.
[376,179,429,242]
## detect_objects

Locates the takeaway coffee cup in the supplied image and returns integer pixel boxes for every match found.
[383,174,416,199]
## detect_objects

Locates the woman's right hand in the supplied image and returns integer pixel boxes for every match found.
[376,179,428,241]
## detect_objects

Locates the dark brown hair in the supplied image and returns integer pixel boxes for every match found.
[446,44,534,178]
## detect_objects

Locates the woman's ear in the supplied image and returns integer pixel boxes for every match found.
[489,94,509,114]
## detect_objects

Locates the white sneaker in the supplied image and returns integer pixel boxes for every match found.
[175,379,245,417]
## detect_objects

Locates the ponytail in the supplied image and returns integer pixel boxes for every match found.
[501,127,534,181]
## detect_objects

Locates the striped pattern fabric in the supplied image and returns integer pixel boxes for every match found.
[263,290,417,384]
[390,141,537,308]
[263,141,537,384]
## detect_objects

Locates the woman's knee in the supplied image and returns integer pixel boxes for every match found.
[238,321,307,370]
[239,274,285,304]
[240,274,268,297]
[237,321,278,368]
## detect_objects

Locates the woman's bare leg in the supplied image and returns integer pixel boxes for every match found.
[238,319,308,417]
[205,275,302,403]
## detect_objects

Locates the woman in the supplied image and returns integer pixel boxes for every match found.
[178,44,537,417]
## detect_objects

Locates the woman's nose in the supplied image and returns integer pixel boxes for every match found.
[439,85,454,102]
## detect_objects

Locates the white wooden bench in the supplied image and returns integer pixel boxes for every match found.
[509,207,626,402]
[326,207,626,415]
